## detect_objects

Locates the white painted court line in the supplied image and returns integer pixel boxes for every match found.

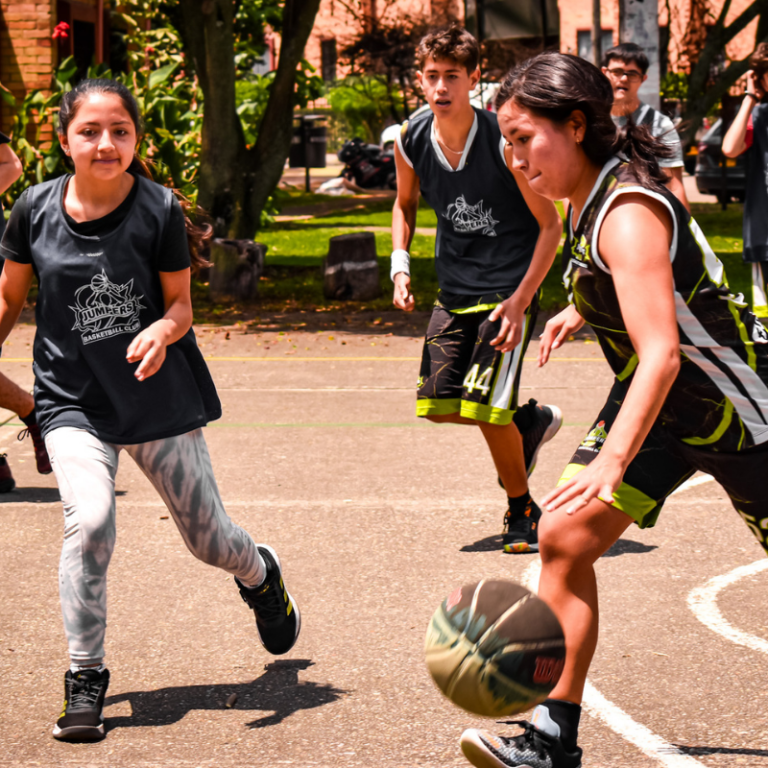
[669,474,715,497]
[688,559,768,654]
[522,560,706,767]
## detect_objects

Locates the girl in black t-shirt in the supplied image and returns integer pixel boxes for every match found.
[0,79,301,743]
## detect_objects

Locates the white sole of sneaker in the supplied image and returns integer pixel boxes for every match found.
[527,404,564,477]
[461,729,526,768]
[52,722,105,741]
[257,544,302,655]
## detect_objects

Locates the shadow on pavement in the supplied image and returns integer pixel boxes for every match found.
[676,745,768,756]
[0,487,61,503]
[460,536,657,557]
[602,539,657,557]
[0,488,127,504]
[104,659,347,732]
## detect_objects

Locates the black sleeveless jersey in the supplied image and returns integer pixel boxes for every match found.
[564,158,768,451]
[400,107,540,299]
[5,174,221,443]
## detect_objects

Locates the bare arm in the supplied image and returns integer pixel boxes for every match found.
[543,194,680,513]
[663,166,690,212]
[489,147,563,351]
[391,140,420,311]
[0,260,33,346]
[0,144,22,196]
[126,268,193,381]
[723,71,762,157]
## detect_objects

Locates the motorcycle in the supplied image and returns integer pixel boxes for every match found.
[337,137,397,190]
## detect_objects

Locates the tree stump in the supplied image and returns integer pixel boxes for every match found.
[323,232,381,301]
[208,238,266,300]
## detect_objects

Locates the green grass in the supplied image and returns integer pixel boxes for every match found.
[190,197,754,318]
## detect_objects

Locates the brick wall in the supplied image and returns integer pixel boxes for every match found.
[0,1,55,135]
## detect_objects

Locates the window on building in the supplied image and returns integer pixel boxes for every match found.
[321,39,337,83]
[577,30,614,62]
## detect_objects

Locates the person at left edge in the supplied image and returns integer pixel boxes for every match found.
[0,78,300,743]
[0,131,52,490]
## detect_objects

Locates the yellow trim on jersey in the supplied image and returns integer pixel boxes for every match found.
[725,298,757,372]
[459,400,514,425]
[449,302,502,314]
[416,398,461,417]
[556,462,661,527]
[681,396,734,447]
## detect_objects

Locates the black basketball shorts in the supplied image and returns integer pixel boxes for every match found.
[416,297,538,426]
[560,378,768,554]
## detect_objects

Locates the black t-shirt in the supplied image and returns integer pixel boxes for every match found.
[2,175,189,271]
[0,173,220,443]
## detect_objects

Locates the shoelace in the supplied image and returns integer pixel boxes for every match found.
[68,675,105,711]
[242,577,285,623]
[505,514,533,538]
[497,720,549,760]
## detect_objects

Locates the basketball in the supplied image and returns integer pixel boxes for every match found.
[425,579,566,718]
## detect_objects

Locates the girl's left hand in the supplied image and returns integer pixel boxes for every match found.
[489,294,527,352]
[126,324,168,381]
[541,456,624,515]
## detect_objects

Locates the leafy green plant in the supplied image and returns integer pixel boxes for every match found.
[326,76,397,143]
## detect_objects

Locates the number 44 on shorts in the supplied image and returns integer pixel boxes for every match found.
[463,364,494,396]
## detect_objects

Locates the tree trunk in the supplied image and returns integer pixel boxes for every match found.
[179,0,322,240]
[179,0,248,238]
[243,0,323,237]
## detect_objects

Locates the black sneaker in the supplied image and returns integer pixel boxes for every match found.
[236,545,301,655]
[52,667,110,741]
[502,499,541,554]
[515,399,563,476]
[461,721,582,768]
[0,454,15,493]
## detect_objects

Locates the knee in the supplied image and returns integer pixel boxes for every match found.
[538,514,596,569]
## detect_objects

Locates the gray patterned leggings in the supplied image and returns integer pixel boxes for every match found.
[45,427,266,667]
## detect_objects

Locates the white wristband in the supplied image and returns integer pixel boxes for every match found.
[390,249,410,281]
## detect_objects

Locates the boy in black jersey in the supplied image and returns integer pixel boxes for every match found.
[391,26,563,552]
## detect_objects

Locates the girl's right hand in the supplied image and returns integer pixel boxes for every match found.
[538,304,585,366]
[393,273,415,311]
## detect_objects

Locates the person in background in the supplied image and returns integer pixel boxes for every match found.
[723,43,768,318]
[0,131,51,491]
[602,42,690,211]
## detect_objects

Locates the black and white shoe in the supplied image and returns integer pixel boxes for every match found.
[52,667,110,741]
[236,545,301,655]
[502,499,541,554]
[461,716,582,768]
[515,399,563,476]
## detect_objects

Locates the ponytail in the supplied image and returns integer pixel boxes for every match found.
[58,78,212,275]
[496,52,674,190]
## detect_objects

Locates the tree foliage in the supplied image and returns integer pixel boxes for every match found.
[677,0,768,144]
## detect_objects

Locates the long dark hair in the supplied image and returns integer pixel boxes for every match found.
[495,52,673,190]
[57,78,212,274]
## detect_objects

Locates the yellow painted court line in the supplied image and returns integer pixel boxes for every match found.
[0,356,607,363]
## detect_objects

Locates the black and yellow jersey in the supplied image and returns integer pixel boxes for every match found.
[564,157,768,452]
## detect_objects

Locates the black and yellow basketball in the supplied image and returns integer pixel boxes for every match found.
[425,579,565,717]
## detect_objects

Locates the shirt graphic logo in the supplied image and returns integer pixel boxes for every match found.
[753,320,768,344]
[443,195,498,236]
[571,234,590,264]
[70,270,145,345]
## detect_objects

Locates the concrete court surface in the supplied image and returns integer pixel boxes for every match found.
[1,317,768,768]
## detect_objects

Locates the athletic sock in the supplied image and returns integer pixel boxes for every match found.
[20,408,37,427]
[507,492,534,518]
[538,698,581,751]
[70,662,106,674]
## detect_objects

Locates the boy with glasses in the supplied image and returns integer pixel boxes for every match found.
[601,42,690,210]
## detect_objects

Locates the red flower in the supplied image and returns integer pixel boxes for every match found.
[52,21,70,40]
[145,46,155,54]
